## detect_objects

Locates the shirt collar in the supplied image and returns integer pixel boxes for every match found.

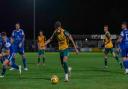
[123,28,127,30]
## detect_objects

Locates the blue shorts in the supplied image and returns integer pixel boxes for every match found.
[14,45,25,55]
[121,48,128,57]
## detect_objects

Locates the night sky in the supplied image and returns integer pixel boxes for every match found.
[0,0,128,39]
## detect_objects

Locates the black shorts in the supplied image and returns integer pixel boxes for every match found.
[104,48,114,54]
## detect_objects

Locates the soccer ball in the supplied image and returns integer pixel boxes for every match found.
[51,75,59,84]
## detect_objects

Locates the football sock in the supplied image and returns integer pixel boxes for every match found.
[12,58,15,64]
[63,62,68,74]
[60,56,64,67]
[1,65,6,76]
[22,57,27,68]
[43,57,45,63]
[123,60,128,69]
[104,57,108,66]
[38,58,40,63]
[0,58,3,64]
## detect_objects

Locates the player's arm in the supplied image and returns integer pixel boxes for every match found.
[45,30,56,46]
[19,30,25,48]
[65,31,79,54]
[117,31,124,43]
[44,36,47,49]
[117,36,123,43]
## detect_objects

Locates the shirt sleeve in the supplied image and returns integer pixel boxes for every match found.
[5,42,11,49]
[21,29,25,36]
[120,31,124,37]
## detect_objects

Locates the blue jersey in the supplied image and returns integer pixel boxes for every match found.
[1,37,11,52]
[12,29,24,45]
[0,34,2,48]
[120,29,128,49]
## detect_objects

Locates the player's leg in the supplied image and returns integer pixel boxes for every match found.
[21,54,28,70]
[0,59,9,77]
[63,56,69,82]
[0,52,3,64]
[111,48,119,62]
[42,50,46,64]
[104,48,109,68]
[0,56,3,64]
[9,45,18,70]
[10,61,22,75]
[62,49,71,81]
[9,54,16,70]
[9,53,20,70]
[111,48,123,68]
[121,49,128,73]
[37,50,42,64]
[19,48,28,70]
[60,52,64,68]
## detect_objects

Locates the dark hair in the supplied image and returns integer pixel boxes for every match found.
[54,21,61,28]
[16,22,20,25]
[104,25,108,27]
[1,32,6,36]
[122,22,127,25]
[39,30,43,33]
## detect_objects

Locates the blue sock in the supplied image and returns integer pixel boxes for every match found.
[12,58,15,64]
[126,60,128,69]
[0,58,3,64]
[23,57,27,68]
[11,63,19,69]
[1,65,6,76]
[123,60,128,69]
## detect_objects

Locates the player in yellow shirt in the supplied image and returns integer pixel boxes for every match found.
[37,31,46,65]
[45,21,79,82]
[103,25,122,68]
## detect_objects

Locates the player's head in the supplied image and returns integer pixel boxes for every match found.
[1,32,7,41]
[55,21,62,34]
[104,25,109,32]
[39,31,44,36]
[121,22,127,29]
[15,22,20,30]
[55,21,61,29]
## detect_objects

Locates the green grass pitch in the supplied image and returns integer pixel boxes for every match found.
[0,52,128,89]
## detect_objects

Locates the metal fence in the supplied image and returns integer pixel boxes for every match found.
[25,34,118,52]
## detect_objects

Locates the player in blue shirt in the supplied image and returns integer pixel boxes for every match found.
[0,32,21,78]
[0,33,3,63]
[118,22,128,74]
[11,23,28,71]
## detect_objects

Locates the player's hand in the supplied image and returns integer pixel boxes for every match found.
[19,43,22,48]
